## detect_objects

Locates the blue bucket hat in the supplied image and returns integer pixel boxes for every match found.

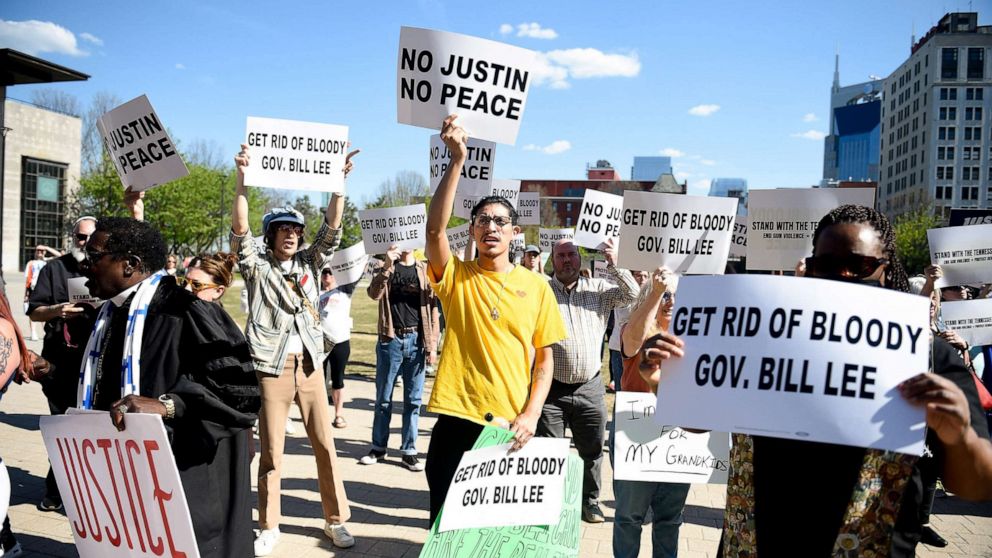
[262,206,306,234]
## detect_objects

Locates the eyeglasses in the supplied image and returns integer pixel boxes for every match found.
[177,276,222,292]
[473,215,513,228]
[85,249,112,263]
[661,291,673,304]
[75,233,91,242]
[276,223,305,236]
[804,255,889,279]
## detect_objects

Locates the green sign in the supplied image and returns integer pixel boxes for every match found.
[420,427,581,558]
[37,176,59,202]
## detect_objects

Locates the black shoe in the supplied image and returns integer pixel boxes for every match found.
[402,455,425,472]
[920,525,948,548]
[582,503,605,523]
[37,496,63,512]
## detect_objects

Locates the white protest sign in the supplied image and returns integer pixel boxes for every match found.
[397,27,539,145]
[40,412,200,558]
[746,188,875,271]
[429,134,495,195]
[453,179,521,219]
[243,117,349,192]
[573,189,623,249]
[439,438,569,532]
[653,275,929,455]
[511,232,526,256]
[614,392,730,484]
[517,191,540,225]
[446,223,473,260]
[358,204,427,253]
[539,228,574,253]
[729,216,747,259]
[927,224,992,287]
[328,242,369,285]
[97,95,188,192]
[592,260,615,283]
[68,277,102,307]
[940,299,992,348]
[618,191,737,275]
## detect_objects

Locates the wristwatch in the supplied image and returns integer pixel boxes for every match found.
[158,394,176,420]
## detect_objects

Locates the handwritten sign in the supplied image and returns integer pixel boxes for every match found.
[654,275,929,455]
[573,189,623,250]
[940,299,992,348]
[358,204,427,253]
[927,224,992,287]
[397,27,539,145]
[746,188,875,270]
[614,392,729,483]
[40,412,200,558]
[68,277,102,307]
[429,134,495,195]
[97,95,188,191]
[243,117,349,192]
[517,191,540,225]
[539,228,574,253]
[729,216,747,259]
[328,241,369,285]
[618,191,737,275]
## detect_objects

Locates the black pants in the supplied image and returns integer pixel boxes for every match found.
[425,414,484,527]
[323,340,350,390]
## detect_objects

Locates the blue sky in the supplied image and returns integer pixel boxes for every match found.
[1,0,982,204]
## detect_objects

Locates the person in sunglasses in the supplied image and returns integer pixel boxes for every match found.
[638,204,992,557]
[180,253,238,304]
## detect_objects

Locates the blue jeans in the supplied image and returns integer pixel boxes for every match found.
[612,479,691,558]
[372,331,425,455]
[610,349,624,388]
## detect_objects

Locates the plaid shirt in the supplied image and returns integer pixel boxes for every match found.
[549,265,638,384]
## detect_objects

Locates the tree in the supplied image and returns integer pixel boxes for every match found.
[30,89,81,116]
[893,205,940,275]
[366,171,429,208]
[81,92,123,173]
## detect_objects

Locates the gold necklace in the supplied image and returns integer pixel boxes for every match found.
[490,265,514,320]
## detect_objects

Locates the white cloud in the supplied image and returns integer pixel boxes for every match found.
[499,23,514,35]
[78,32,102,46]
[803,112,818,122]
[791,129,827,140]
[689,179,712,196]
[532,48,640,88]
[700,159,717,166]
[175,63,186,70]
[659,148,685,158]
[0,19,88,56]
[523,140,572,155]
[500,22,558,39]
[688,104,720,117]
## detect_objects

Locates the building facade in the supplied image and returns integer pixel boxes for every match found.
[708,178,748,215]
[631,156,673,181]
[823,55,884,182]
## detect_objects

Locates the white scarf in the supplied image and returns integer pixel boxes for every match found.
[77,272,165,409]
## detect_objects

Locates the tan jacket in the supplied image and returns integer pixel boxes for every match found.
[367,260,440,358]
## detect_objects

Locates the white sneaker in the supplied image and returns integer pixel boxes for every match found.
[324,523,355,548]
[285,417,296,435]
[253,527,280,556]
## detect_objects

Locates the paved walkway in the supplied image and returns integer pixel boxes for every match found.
[2,270,990,557]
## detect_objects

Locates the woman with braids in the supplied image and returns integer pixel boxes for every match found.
[638,205,992,557]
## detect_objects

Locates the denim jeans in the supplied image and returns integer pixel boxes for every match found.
[613,479,691,558]
[610,349,624,389]
[372,331,425,455]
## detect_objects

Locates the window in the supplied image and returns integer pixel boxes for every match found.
[20,158,67,268]
[565,217,572,227]
[942,48,959,79]
[965,107,982,121]
[938,127,955,140]
[937,166,954,180]
[964,127,982,141]
[967,48,985,80]
[962,186,979,201]
[565,203,572,212]
[940,88,948,100]
[939,107,956,120]
[963,167,980,181]
[963,146,979,160]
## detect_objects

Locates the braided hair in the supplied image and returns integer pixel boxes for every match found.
[811,204,910,293]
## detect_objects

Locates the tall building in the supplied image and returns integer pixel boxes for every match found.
[823,56,885,182]
[708,178,748,215]
[631,156,673,181]
[878,12,992,221]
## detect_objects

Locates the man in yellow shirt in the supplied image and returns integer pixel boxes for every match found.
[424,115,567,526]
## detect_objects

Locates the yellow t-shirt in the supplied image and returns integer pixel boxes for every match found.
[428,257,566,425]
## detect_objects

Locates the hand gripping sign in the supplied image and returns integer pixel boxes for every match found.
[243,116,349,193]
[429,134,496,195]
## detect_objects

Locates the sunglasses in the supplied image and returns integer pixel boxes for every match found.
[177,276,222,292]
[473,215,513,228]
[661,291,673,304]
[276,223,305,236]
[84,249,112,263]
[804,255,889,279]
[75,233,91,242]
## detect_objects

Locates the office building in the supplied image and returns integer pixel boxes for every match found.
[631,156,673,181]
[823,57,884,182]
[708,178,748,215]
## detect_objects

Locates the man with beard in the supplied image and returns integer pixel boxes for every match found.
[26,215,99,512]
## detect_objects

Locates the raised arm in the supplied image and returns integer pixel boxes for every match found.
[324,149,359,229]
[232,144,250,236]
[124,187,145,221]
[622,268,668,358]
[426,115,467,279]
[39,245,61,258]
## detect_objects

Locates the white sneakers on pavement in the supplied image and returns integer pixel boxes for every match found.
[253,527,280,557]
[324,523,355,548]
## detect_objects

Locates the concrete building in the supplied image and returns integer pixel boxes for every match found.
[708,178,748,215]
[631,156,673,181]
[823,56,885,182]
[878,12,992,221]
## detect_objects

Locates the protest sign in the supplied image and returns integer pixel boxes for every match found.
[97,95,188,192]
[573,190,623,250]
[68,277,102,307]
[614,392,729,483]
[429,134,495,195]
[516,191,540,225]
[653,275,929,455]
[949,208,992,227]
[446,223,473,260]
[940,299,992,348]
[539,228,574,253]
[617,191,737,275]
[511,233,526,256]
[421,427,581,558]
[40,412,200,558]
[243,117,349,192]
[729,216,747,259]
[927,224,992,287]
[453,179,521,219]
[593,260,614,283]
[328,242,369,285]
[358,204,427,253]
[397,27,539,145]
[746,188,875,270]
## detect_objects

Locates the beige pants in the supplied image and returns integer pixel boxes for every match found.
[257,353,351,528]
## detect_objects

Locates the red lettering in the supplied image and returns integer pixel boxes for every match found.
[144,440,187,558]
[84,439,121,546]
[127,440,164,555]
[56,438,88,538]
[71,438,101,541]
[99,439,134,550]
[116,440,147,552]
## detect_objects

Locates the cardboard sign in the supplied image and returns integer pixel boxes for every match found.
[614,392,730,484]
[539,228,574,253]
[653,275,929,455]
[328,241,369,285]
[421,427,580,558]
[97,95,188,192]
[453,179,521,219]
[617,191,737,275]
[746,188,875,271]
[511,233,526,256]
[940,299,992,348]
[40,412,200,558]
[397,26,539,145]
[358,204,428,253]
[593,260,615,283]
[927,224,992,287]
[729,216,747,259]
[517,191,540,225]
[429,134,495,195]
[243,116,349,192]
[573,190,623,250]
[446,223,473,260]
[68,277,102,307]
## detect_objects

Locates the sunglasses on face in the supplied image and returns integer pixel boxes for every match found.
[804,255,889,279]
[661,291,673,304]
[473,215,513,228]
[276,224,304,236]
[84,249,112,263]
[177,276,222,292]
[75,233,91,242]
